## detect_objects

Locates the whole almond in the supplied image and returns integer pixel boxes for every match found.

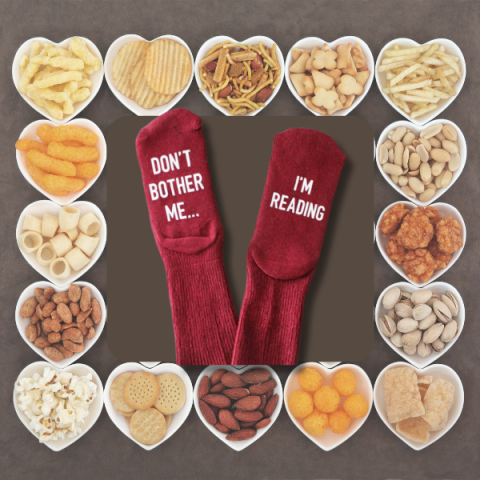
[34,288,48,306]
[80,286,92,312]
[198,375,210,400]
[42,301,56,318]
[219,409,240,431]
[234,410,263,422]
[234,395,261,412]
[214,422,231,434]
[50,319,62,332]
[44,346,64,362]
[221,372,247,388]
[69,302,80,317]
[86,327,95,339]
[57,303,72,323]
[210,369,227,385]
[48,332,61,344]
[259,395,267,411]
[77,309,92,323]
[20,297,38,318]
[240,369,271,384]
[249,379,277,395]
[199,399,217,425]
[30,313,39,325]
[44,287,55,301]
[63,339,85,353]
[25,324,38,342]
[202,394,231,409]
[78,322,88,336]
[239,421,256,428]
[33,337,50,348]
[226,428,257,441]
[264,394,279,418]
[52,291,69,304]
[62,328,83,344]
[210,383,225,393]
[255,418,271,429]
[91,299,102,324]
[223,388,250,400]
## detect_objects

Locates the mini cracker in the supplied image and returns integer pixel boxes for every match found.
[130,408,166,445]
[110,371,135,414]
[155,373,186,415]
[124,371,161,410]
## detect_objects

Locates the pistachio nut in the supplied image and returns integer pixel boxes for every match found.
[402,329,422,348]
[394,302,413,318]
[420,123,443,139]
[433,300,453,323]
[403,345,417,356]
[431,338,445,353]
[378,315,397,337]
[426,294,441,307]
[418,312,437,330]
[440,320,458,343]
[383,287,401,310]
[412,304,432,321]
[397,318,418,334]
[423,323,444,344]
[400,291,412,300]
[390,331,403,348]
[442,292,459,316]
[442,124,457,142]
[417,341,432,358]
[399,298,414,308]
[411,290,433,305]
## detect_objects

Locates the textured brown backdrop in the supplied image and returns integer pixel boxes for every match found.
[1,0,479,479]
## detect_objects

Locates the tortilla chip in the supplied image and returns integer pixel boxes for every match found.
[422,379,454,430]
[396,416,430,443]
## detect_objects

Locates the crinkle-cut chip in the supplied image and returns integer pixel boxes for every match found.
[144,38,192,95]
[436,216,463,254]
[428,239,453,270]
[403,248,435,283]
[424,206,442,227]
[156,93,175,106]
[396,416,430,443]
[397,208,434,250]
[379,203,409,237]
[112,40,150,99]
[421,379,454,430]
[419,386,428,402]
[387,231,408,265]
[383,366,425,424]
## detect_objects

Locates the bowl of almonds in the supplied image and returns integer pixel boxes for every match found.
[376,120,466,206]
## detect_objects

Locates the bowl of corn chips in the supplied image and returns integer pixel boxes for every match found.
[13,37,104,125]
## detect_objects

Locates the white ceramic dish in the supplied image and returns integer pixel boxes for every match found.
[105,34,194,116]
[319,362,341,369]
[194,365,282,451]
[376,119,466,207]
[284,363,372,451]
[375,281,464,368]
[104,363,193,451]
[16,118,106,206]
[139,362,161,368]
[375,38,466,125]
[376,201,466,287]
[195,35,284,116]
[15,280,106,367]
[16,200,107,287]
[285,36,374,116]
[373,361,464,450]
[12,36,104,125]
[13,361,104,451]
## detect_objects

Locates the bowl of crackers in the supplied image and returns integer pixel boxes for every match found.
[105,34,194,115]
[285,36,374,116]
[13,37,104,125]
[105,363,193,450]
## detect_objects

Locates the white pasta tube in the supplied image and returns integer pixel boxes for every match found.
[35,242,57,266]
[65,247,90,271]
[41,213,59,238]
[49,258,71,279]
[22,214,42,234]
[59,227,79,242]
[18,231,43,253]
[59,206,80,231]
[50,233,73,257]
[75,233,100,256]
[78,212,101,235]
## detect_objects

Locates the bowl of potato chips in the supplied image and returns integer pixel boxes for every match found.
[12,37,104,125]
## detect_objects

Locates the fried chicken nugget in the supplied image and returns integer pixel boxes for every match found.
[379,203,409,237]
[424,206,442,227]
[387,231,409,265]
[403,249,435,283]
[47,142,99,163]
[436,216,463,254]
[51,125,98,146]
[397,208,434,250]
[428,239,453,270]
[26,150,76,177]
[15,139,48,154]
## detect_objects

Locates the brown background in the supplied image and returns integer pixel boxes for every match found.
[107,116,373,362]
[1,0,479,479]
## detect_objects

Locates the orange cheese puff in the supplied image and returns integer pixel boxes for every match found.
[15,138,48,154]
[26,150,76,177]
[51,125,98,146]
[47,141,99,163]
[42,173,85,192]
[75,163,100,178]
[26,163,68,196]
[36,124,53,143]
[62,140,84,147]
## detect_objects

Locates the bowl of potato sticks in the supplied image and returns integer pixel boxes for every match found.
[376,38,466,125]
[195,35,284,116]
[13,37,104,125]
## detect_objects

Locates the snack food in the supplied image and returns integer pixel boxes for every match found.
[17,38,102,120]
[19,284,102,361]
[289,42,370,115]
[15,366,97,442]
[378,42,463,119]
[198,40,281,115]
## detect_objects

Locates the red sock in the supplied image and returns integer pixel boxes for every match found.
[232,128,345,365]
[136,109,237,365]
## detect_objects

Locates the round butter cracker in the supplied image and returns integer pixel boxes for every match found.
[130,408,166,445]
[111,372,135,415]
[124,371,160,410]
[155,373,186,415]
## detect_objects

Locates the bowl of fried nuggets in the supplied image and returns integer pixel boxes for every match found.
[376,38,466,125]
[105,34,194,116]
[13,37,103,125]
[16,119,106,206]
[374,362,463,450]
[286,36,374,116]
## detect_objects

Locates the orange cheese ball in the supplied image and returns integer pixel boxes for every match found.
[344,393,369,418]
[314,386,340,413]
[289,390,314,418]
[298,367,323,392]
[332,369,356,397]
[328,408,351,434]
[303,408,328,436]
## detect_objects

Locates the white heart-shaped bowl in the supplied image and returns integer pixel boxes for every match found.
[104,363,193,450]
[376,119,466,207]
[16,200,107,287]
[285,36,374,116]
[195,35,284,116]
[139,362,161,368]
[284,363,373,451]
[13,361,104,451]
[194,365,282,451]
[375,282,464,368]
[16,118,106,206]
[375,38,466,125]
[12,37,104,125]
[376,201,466,287]
[319,362,341,369]
[373,361,464,450]
[105,34,194,116]
[15,280,106,367]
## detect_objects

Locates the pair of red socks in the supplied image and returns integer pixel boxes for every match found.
[136,109,345,365]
